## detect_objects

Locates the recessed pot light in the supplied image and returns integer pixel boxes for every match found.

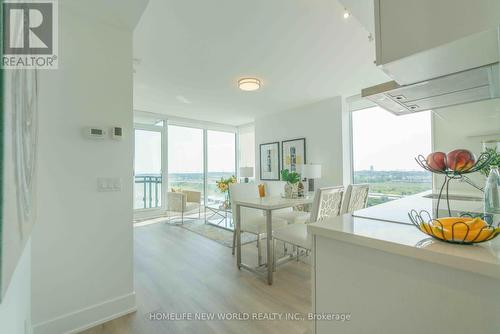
[343,9,351,19]
[238,78,261,91]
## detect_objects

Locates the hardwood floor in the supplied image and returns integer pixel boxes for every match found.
[80,222,312,334]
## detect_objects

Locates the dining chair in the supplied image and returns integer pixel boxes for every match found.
[272,186,344,264]
[288,185,346,224]
[263,181,309,224]
[229,183,287,265]
[341,184,370,214]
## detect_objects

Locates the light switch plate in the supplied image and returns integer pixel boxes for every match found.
[97,177,122,192]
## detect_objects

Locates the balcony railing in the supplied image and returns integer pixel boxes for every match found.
[135,174,162,209]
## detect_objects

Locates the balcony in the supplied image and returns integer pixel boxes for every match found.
[134,174,162,209]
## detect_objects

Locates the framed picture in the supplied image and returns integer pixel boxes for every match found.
[260,142,280,180]
[282,138,306,173]
[0,70,39,301]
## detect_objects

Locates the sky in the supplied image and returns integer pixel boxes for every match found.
[168,126,204,173]
[352,106,432,171]
[135,129,162,174]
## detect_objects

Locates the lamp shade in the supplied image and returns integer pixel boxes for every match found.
[301,164,322,178]
[239,167,254,178]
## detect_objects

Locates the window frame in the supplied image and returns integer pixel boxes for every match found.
[347,96,433,206]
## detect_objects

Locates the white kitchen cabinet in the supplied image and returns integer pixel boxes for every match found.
[312,234,500,334]
[375,0,500,66]
[309,195,500,334]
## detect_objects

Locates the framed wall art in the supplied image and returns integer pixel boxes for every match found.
[282,138,306,173]
[0,69,39,301]
[259,142,280,180]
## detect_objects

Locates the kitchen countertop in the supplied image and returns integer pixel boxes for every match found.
[308,193,500,280]
[352,191,484,224]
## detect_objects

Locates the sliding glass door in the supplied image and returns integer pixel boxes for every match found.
[134,126,164,211]
[167,125,205,200]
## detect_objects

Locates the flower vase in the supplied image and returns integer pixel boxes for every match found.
[223,192,231,209]
[284,182,298,199]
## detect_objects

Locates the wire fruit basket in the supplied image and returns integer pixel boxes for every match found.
[415,152,492,217]
[408,210,500,245]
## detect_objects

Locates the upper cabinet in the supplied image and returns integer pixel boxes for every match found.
[374,0,500,84]
[375,0,500,65]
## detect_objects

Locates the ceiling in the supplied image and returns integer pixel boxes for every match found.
[63,0,149,31]
[133,0,389,125]
[338,0,375,34]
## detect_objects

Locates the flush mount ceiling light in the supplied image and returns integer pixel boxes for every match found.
[238,78,261,91]
[343,8,351,19]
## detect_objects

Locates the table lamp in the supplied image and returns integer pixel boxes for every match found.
[301,164,322,192]
[239,167,254,183]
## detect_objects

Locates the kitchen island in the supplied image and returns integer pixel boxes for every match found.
[308,193,500,334]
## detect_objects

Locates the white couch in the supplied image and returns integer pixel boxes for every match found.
[167,189,201,224]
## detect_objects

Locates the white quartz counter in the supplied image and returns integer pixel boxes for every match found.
[308,194,500,279]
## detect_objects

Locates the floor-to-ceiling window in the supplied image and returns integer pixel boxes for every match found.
[207,130,236,205]
[351,106,432,206]
[167,125,205,199]
[134,114,241,218]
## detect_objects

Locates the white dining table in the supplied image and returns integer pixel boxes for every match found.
[233,195,314,285]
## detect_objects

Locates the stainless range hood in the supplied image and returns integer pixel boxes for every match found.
[362,26,500,115]
[361,63,500,115]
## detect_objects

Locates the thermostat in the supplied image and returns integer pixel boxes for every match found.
[85,127,107,139]
[111,127,123,140]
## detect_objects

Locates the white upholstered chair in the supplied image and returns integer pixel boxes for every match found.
[166,190,201,224]
[264,181,310,224]
[341,184,370,214]
[272,186,344,259]
[230,183,287,264]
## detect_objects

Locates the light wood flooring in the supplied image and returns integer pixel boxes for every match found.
[80,222,312,334]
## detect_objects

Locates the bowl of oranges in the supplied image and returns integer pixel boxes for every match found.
[408,210,500,245]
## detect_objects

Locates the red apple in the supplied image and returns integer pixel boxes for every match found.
[447,149,476,172]
[426,152,447,171]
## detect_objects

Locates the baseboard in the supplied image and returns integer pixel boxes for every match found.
[31,292,136,334]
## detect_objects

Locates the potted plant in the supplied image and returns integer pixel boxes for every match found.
[281,169,300,198]
[216,175,237,209]
[479,147,500,178]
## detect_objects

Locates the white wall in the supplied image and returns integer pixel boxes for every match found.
[432,98,500,196]
[255,97,344,187]
[30,6,135,334]
[0,241,31,334]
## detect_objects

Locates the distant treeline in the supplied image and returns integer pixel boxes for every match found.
[354,170,431,184]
